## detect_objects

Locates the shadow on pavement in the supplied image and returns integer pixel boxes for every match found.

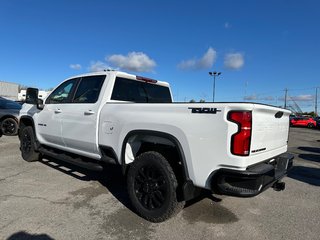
[7,231,54,240]
[298,147,320,154]
[39,156,133,211]
[38,156,232,222]
[298,154,320,163]
[288,166,320,186]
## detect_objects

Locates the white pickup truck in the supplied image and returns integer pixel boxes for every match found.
[19,70,293,222]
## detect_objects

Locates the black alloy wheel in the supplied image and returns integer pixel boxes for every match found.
[134,165,167,210]
[20,126,39,162]
[127,151,184,222]
[21,129,32,154]
[1,118,18,136]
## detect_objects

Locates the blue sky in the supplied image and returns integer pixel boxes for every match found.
[0,0,319,112]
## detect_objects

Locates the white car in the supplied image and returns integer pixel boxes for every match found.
[19,70,293,222]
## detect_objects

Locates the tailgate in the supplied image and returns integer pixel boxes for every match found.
[250,104,290,156]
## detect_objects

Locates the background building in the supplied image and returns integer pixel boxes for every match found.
[0,81,19,100]
[18,90,50,101]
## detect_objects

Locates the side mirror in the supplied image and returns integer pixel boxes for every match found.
[26,88,43,110]
[26,88,39,105]
[38,99,44,110]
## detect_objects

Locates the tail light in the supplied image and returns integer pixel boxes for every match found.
[136,76,157,83]
[228,111,252,156]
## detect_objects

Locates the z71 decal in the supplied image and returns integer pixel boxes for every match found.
[188,107,221,114]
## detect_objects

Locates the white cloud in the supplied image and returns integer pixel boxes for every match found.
[178,47,217,70]
[106,52,156,72]
[261,96,275,101]
[69,64,82,70]
[289,95,314,101]
[244,95,275,101]
[244,95,257,100]
[224,22,231,29]
[88,61,110,72]
[224,53,244,70]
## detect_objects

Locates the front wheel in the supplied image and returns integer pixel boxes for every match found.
[127,151,184,222]
[20,126,39,162]
[1,118,18,136]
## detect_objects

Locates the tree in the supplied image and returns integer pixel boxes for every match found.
[302,111,316,117]
[19,85,30,91]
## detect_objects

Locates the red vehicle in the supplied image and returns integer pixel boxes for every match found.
[290,117,316,128]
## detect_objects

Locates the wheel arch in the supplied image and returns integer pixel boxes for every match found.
[121,130,188,173]
[19,116,36,137]
[0,115,18,122]
[121,130,197,201]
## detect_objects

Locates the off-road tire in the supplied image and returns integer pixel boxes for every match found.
[20,126,39,162]
[127,151,184,222]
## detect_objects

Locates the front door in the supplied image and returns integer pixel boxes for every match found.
[37,78,78,147]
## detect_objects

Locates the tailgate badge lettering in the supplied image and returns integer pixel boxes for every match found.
[188,107,221,114]
[251,148,266,153]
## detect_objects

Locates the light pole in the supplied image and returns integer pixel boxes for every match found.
[209,71,221,102]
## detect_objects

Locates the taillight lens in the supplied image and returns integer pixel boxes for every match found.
[228,111,252,156]
[136,76,158,83]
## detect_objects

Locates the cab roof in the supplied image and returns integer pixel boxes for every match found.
[67,70,170,88]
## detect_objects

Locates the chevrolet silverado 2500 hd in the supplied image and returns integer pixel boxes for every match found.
[19,70,293,222]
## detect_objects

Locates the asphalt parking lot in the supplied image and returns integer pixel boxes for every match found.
[0,127,319,240]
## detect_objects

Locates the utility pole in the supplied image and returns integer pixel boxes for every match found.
[284,88,288,109]
[244,81,248,102]
[316,87,318,116]
[209,71,221,102]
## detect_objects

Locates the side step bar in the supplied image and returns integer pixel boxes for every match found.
[39,147,103,171]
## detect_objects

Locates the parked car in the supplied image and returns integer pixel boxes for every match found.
[290,116,316,128]
[0,97,22,136]
[314,116,320,128]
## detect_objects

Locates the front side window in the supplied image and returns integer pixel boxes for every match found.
[73,75,105,103]
[46,79,77,104]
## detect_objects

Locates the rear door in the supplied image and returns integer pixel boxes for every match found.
[60,75,106,157]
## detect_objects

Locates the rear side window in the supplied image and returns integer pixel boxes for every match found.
[73,75,105,103]
[46,79,77,104]
[111,77,172,103]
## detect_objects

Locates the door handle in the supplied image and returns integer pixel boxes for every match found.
[54,109,62,113]
[84,110,95,115]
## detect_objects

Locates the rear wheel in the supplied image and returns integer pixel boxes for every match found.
[1,118,18,136]
[20,126,39,162]
[127,151,184,222]
[307,123,314,128]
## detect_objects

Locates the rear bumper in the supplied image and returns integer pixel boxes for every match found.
[211,153,294,197]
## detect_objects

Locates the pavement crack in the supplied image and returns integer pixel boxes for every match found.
[0,169,29,182]
[0,194,66,204]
